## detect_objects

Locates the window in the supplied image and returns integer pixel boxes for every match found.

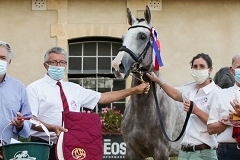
[68,37,125,113]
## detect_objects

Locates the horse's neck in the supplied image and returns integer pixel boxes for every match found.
[130,71,160,110]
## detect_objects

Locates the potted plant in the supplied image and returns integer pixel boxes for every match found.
[98,107,126,159]
[98,107,123,135]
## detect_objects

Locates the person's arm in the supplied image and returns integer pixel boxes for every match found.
[31,116,67,136]
[13,87,32,138]
[207,122,228,135]
[27,84,67,136]
[98,82,150,104]
[146,72,183,102]
[183,100,209,124]
[194,107,209,124]
[207,96,229,135]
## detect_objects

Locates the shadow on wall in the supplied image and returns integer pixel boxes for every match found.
[213,67,235,89]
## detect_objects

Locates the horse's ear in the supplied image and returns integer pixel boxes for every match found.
[127,8,136,25]
[144,6,151,24]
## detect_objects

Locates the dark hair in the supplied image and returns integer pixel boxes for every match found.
[190,53,212,68]
[213,67,234,89]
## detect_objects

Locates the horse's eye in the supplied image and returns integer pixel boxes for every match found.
[139,34,147,40]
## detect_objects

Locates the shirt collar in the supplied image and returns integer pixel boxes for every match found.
[198,81,217,94]
[44,74,63,86]
[0,74,8,84]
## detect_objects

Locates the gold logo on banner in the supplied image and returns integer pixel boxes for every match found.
[72,148,86,160]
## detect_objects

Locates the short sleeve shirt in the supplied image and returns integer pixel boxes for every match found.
[181,81,220,148]
[27,74,101,143]
[208,84,239,143]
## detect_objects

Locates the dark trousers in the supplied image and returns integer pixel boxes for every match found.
[218,145,240,160]
[31,136,56,160]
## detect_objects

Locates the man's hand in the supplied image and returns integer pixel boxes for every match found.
[51,125,68,137]
[230,99,240,116]
[11,112,24,131]
[31,116,68,136]
[134,82,150,94]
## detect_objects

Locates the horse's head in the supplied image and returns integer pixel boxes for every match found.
[112,6,154,79]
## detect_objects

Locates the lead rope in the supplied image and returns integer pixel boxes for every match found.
[129,73,145,83]
[152,81,193,142]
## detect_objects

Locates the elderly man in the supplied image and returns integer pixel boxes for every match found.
[0,40,32,159]
[27,46,150,160]
[208,53,240,160]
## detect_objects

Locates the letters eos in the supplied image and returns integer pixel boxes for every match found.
[103,136,126,160]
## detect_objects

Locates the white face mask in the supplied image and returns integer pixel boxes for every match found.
[191,69,209,84]
[0,59,7,76]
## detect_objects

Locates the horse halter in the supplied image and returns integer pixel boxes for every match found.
[119,25,152,73]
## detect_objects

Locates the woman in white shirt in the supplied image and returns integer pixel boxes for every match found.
[147,53,219,160]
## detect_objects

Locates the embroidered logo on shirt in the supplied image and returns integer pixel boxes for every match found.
[71,100,77,110]
[200,97,208,106]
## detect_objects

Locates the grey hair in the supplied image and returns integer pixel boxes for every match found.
[43,47,67,63]
[0,40,13,60]
[231,53,240,66]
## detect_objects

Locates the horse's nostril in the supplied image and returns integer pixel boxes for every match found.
[119,63,125,72]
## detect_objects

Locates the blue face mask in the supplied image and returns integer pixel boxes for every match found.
[234,68,240,84]
[48,65,65,80]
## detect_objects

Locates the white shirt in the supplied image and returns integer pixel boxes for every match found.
[27,74,101,143]
[181,81,220,148]
[208,84,239,143]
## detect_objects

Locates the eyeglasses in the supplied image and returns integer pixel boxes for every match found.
[46,60,67,66]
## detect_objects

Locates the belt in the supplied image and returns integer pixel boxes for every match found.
[218,143,240,149]
[181,144,211,152]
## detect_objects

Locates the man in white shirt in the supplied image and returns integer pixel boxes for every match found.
[27,47,150,160]
[208,53,240,160]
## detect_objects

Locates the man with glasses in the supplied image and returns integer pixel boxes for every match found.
[0,40,32,159]
[27,46,150,160]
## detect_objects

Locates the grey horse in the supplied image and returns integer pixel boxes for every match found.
[112,6,190,160]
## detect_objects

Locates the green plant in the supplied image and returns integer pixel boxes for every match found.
[18,136,30,142]
[98,107,123,135]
